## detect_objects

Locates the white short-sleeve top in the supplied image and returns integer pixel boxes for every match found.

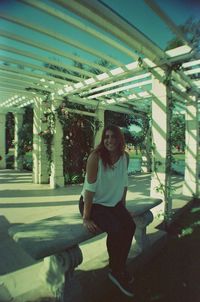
[81,153,128,207]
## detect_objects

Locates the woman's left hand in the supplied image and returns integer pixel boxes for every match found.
[83,218,101,233]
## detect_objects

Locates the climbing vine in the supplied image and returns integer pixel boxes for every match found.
[38,103,55,165]
[39,97,101,184]
[55,98,101,184]
[150,67,178,225]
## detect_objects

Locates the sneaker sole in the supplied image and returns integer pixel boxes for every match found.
[108,272,134,297]
[109,269,134,284]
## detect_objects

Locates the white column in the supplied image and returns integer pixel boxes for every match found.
[94,108,104,147]
[38,101,50,184]
[14,111,24,171]
[150,77,173,222]
[141,127,152,173]
[182,96,199,197]
[32,97,41,183]
[0,113,6,169]
[32,97,49,184]
[50,99,65,188]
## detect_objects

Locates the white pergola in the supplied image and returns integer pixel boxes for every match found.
[0,0,199,111]
[0,0,199,222]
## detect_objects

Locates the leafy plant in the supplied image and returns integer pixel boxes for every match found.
[56,98,101,184]
[38,104,55,166]
[16,107,33,169]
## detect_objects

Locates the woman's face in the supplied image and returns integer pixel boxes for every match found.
[103,129,118,153]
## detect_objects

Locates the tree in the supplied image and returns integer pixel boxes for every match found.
[166,18,200,79]
[105,110,150,146]
[165,17,200,53]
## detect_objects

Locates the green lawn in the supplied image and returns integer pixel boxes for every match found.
[172,153,185,161]
[128,150,186,160]
[128,149,142,159]
[129,150,200,161]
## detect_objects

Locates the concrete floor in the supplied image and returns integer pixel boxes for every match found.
[0,169,192,302]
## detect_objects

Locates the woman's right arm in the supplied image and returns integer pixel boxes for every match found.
[83,152,100,233]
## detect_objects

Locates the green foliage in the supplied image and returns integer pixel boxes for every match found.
[44,62,82,83]
[166,18,200,80]
[179,221,200,238]
[6,112,14,153]
[17,107,33,170]
[56,98,101,184]
[105,110,135,128]
[171,114,185,151]
[38,104,55,165]
[105,110,150,147]
[89,59,114,75]
[17,107,33,156]
[165,17,200,53]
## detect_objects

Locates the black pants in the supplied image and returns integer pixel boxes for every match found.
[79,196,136,273]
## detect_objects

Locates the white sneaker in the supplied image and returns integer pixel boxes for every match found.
[108,271,134,297]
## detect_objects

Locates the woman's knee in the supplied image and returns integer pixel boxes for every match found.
[114,217,135,237]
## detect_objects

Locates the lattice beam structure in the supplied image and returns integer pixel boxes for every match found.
[0,0,199,115]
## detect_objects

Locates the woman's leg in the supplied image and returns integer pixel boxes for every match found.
[111,202,136,271]
[91,203,135,273]
[79,198,135,272]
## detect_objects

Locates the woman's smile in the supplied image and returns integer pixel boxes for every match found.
[104,130,118,152]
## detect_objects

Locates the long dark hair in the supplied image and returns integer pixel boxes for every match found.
[94,125,125,168]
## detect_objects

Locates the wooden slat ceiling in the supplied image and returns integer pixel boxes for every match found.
[0,0,199,115]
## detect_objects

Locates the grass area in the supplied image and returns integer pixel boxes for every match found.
[128,149,142,159]
[172,153,185,161]
[127,149,187,160]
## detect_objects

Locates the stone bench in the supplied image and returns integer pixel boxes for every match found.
[8,197,162,302]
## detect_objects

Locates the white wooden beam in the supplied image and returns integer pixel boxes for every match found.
[0,29,110,73]
[20,0,138,62]
[0,55,82,83]
[88,79,152,99]
[54,0,166,64]
[0,12,122,67]
[0,65,67,85]
[0,77,55,94]
[0,44,95,78]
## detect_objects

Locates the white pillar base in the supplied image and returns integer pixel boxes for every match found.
[50,175,65,189]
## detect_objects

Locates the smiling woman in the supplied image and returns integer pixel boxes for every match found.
[78,125,136,297]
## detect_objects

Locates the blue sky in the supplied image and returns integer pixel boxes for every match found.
[102,0,200,49]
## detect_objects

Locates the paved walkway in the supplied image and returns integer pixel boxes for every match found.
[0,169,191,301]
